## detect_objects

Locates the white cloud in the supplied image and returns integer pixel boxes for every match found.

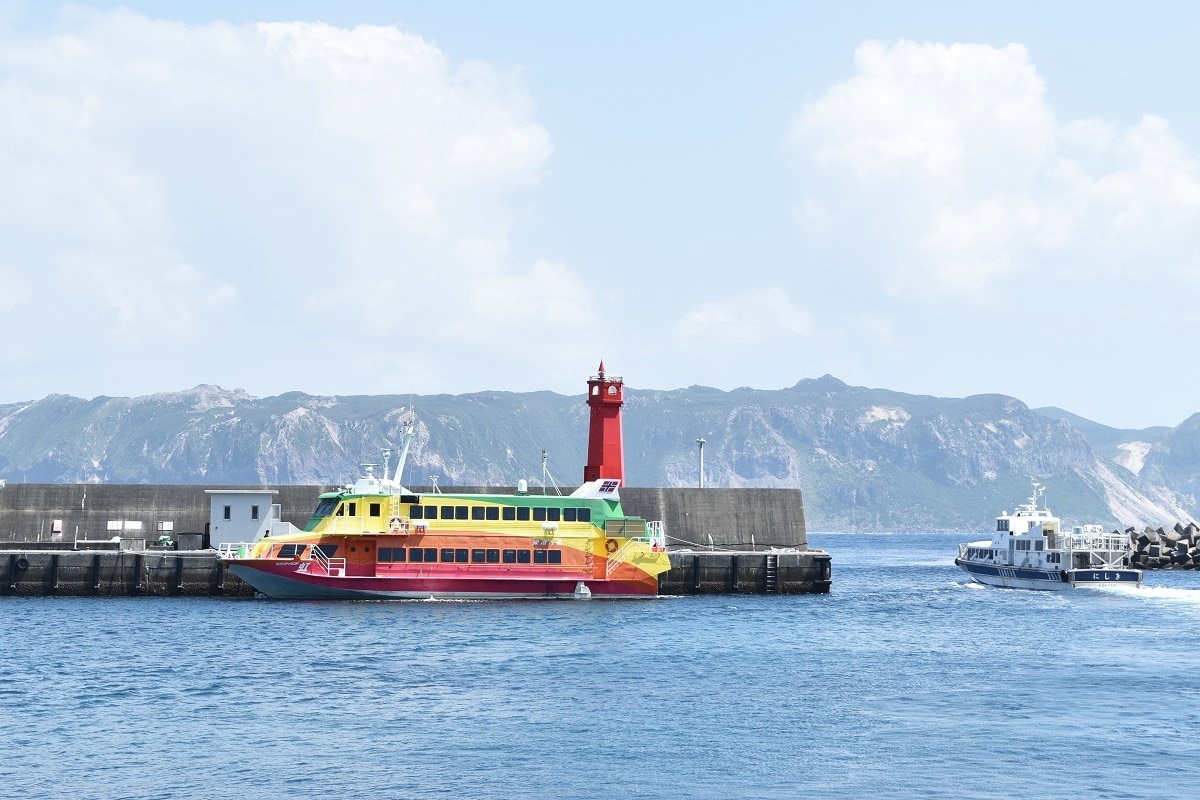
[673,287,812,345]
[0,9,572,396]
[790,39,1200,298]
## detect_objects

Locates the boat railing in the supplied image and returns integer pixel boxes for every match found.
[216,542,255,559]
[310,546,346,578]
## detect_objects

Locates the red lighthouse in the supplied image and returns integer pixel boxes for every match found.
[583,361,625,485]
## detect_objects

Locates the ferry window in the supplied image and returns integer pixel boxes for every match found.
[517,508,530,521]
[486,549,500,563]
[410,505,424,519]
[277,544,299,558]
[423,548,437,562]
[472,507,485,520]
[548,550,562,564]
[348,503,357,516]
[533,550,548,564]
[251,505,259,520]
[379,547,391,561]
[578,508,591,523]
[502,549,517,563]
[533,507,547,522]
[486,507,499,521]
[547,508,560,522]
[455,507,468,520]
[370,503,381,517]
[314,544,338,559]
[441,548,455,562]
[471,549,486,563]
[394,548,406,562]
[503,507,516,521]
[563,508,577,522]
[441,506,454,520]
[455,549,468,563]
[336,504,344,516]
[410,548,425,563]
[1035,541,1044,551]
[223,505,232,520]
[997,519,1009,531]
[518,550,531,564]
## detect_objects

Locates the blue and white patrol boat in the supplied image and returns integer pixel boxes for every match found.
[955,480,1142,590]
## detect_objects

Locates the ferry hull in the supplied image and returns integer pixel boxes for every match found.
[955,559,1142,591]
[227,561,659,600]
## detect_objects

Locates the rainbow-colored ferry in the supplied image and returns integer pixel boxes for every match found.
[219,364,671,599]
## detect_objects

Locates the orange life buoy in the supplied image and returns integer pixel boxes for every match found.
[605,539,618,554]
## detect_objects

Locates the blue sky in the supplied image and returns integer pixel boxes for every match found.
[2,2,1198,429]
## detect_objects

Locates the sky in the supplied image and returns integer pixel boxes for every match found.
[1,1,1198,429]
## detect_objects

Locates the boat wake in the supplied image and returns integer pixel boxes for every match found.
[1099,584,1200,604]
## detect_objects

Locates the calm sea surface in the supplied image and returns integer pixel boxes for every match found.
[3,533,1199,799]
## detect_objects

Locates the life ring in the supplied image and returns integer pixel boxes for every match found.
[605,539,618,554]
[388,516,404,533]
[15,556,29,570]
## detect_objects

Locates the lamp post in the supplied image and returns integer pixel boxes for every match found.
[696,437,706,489]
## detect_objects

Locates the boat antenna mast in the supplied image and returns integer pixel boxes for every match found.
[1028,477,1045,510]
[541,449,562,496]
[391,414,417,488]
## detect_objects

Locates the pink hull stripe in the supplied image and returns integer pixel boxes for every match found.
[227,561,658,600]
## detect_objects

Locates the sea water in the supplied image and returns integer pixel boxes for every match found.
[3,533,1198,800]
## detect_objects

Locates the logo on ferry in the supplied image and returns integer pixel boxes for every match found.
[599,480,620,494]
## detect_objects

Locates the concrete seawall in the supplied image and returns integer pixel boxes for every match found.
[0,483,827,596]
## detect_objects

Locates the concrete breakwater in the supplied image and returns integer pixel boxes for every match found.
[1129,522,1200,569]
[3,550,252,597]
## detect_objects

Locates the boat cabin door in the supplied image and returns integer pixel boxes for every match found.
[1008,538,1015,566]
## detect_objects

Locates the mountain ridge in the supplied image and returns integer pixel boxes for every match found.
[1,379,1198,533]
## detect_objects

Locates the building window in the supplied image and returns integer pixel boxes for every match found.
[223,505,231,520]
[251,505,259,520]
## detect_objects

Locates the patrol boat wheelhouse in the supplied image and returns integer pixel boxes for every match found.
[955,481,1142,590]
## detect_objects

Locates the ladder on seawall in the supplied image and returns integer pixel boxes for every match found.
[764,553,779,594]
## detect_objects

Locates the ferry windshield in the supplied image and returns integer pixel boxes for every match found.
[307,496,340,527]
